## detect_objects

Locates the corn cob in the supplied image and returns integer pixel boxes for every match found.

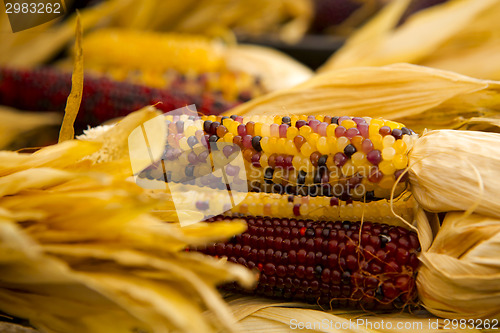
[137,114,420,309]
[82,30,267,101]
[141,114,418,202]
[0,67,255,128]
[194,215,420,310]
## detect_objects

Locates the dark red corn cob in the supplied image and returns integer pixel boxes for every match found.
[196,216,420,310]
[0,67,248,129]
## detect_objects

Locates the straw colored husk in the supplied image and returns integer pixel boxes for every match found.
[319,0,500,81]
[409,129,500,219]
[417,212,500,319]
[224,63,500,132]
[0,108,256,333]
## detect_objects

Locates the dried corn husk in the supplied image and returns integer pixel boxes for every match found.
[0,108,255,333]
[409,129,500,219]
[319,0,500,81]
[0,106,61,149]
[417,212,500,319]
[227,295,469,333]
[225,63,500,132]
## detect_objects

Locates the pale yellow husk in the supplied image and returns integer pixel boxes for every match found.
[226,295,480,333]
[417,212,500,319]
[0,106,61,149]
[224,63,500,132]
[320,0,500,81]
[0,108,255,333]
[409,129,500,219]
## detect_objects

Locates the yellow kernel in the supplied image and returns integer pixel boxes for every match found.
[341,160,356,176]
[261,124,271,137]
[341,119,357,129]
[327,136,338,154]
[379,175,396,189]
[300,204,309,216]
[292,155,303,170]
[371,134,384,150]
[285,139,298,155]
[223,132,234,143]
[222,118,233,128]
[299,115,308,120]
[337,136,350,151]
[260,137,270,153]
[300,157,313,173]
[254,122,262,136]
[393,140,407,154]
[299,125,312,137]
[379,160,396,175]
[385,120,402,130]
[208,115,217,122]
[277,138,287,152]
[326,124,337,137]
[371,118,385,126]
[369,124,381,137]
[229,122,239,135]
[260,153,269,168]
[317,137,329,155]
[383,135,395,148]
[393,154,408,169]
[351,152,366,167]
[307,133,319,148]
[274,115,282,124]
[269,137,278,154]
[382,147,396,161]
[287,126,299,139]
[290,115,299,126]
[301,142,314,157]
[316,115,324,122]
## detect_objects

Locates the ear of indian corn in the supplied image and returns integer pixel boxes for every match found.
[82,29,227,75]
[141,114,418,202]
[0,67,260,128]
[194,215,420,310]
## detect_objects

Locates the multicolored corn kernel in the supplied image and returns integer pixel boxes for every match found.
[144,114,417,201]
[195,216,420,310]
[168,190,415,226]
[0,67,246,128]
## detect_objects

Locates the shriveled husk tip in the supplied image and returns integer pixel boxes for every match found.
[409,129,500,219]
[417,212,500,319]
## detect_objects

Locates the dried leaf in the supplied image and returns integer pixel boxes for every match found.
[59,13,83,143]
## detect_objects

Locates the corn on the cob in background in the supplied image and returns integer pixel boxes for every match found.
[0,67,259,128]
[139,114,418,201]
[193,213,420,310]
[81,29,313,94]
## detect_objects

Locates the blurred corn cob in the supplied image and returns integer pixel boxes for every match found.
[0,66,248,128]
[320,0,500,81]
[81,29,313,93]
